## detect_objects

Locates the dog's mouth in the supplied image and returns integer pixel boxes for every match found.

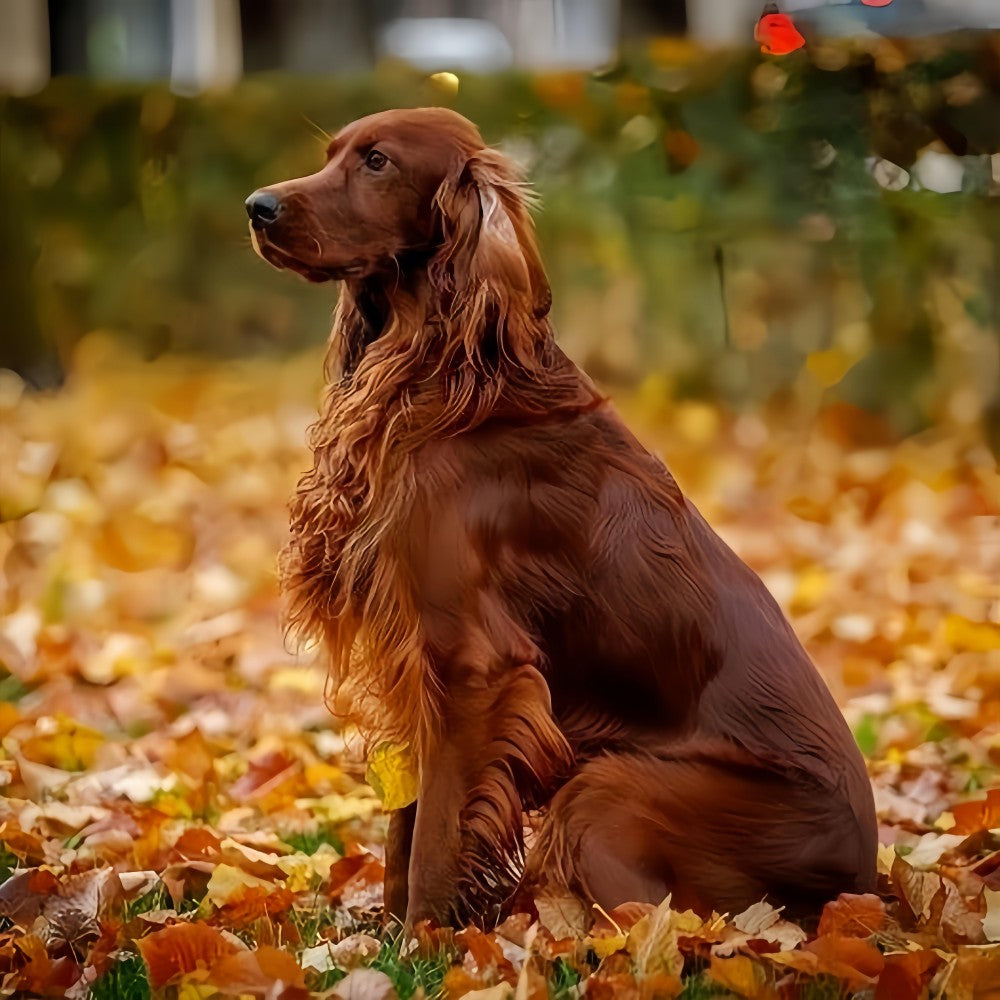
[250,228,367,283]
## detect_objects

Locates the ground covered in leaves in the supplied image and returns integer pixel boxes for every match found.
[0,339,998,998]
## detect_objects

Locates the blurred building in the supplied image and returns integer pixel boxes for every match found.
[2,0,999,95]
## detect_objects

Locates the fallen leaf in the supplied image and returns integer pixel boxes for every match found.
[874,950,944,1000]
[206,945,309,999]
[534,893,589,938]
[984,889,1000,943]
[708,954,770,999]
[803,933,885,990]
[818,893,887,937]
[733,900,781,936]
[951,789,1000,836]
[454,984,512,1000]
[137,921,240,987]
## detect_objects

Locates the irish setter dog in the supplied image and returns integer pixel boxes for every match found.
[246,107,877,926]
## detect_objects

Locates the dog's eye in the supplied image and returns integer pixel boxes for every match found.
[365,149,389,171]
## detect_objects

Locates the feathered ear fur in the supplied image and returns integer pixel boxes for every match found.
[430,148,552,365]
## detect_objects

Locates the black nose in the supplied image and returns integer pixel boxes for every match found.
[245,190,282,228]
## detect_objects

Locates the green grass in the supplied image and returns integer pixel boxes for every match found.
[369,932,454,1000]
[678,970,738,998]
[800,975,855,999]
[289,892,346,949]
[0,672,30,703]
[281,826,345,856]
[89,955,150,1000]
[0,847,18,886]
[549,957,582,998]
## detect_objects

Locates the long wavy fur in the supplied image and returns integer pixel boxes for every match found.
[279,147,599,763]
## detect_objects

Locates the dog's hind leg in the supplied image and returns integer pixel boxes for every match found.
[525,750,874,917]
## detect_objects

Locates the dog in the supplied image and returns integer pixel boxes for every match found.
[246,107,877,926]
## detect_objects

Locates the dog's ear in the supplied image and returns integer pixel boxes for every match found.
[431,148,551,352]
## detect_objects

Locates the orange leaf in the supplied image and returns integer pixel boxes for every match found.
[214,885,295,927]
[137,920,239,987]
[327,852,384,904]
[950,789,1000,836]
[457,925,517,982]
[171,826,223,861]
[874,950,943,1000]
[804,934,885,991]
[442,965,487,998]
[206,945,308,999]
[818,893,887,938]
[229,750,300,802]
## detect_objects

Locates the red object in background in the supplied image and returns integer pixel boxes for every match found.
[861,0,894,7]
[755,3,806,55]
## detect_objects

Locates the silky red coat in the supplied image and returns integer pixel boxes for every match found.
[246,107,877,926]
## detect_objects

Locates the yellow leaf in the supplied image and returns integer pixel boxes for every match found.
[792,565,829,613]
[205,863,275,907]
[708,954,769,998]
[587,933,627,959]
[176,982,218,1000]
[277,850,339,891]
[303,760,344,793]
[983,889,1000,943]
[98,511,194,572]
[19,714,104,771]
[944,615,1000,653]
[674,402,720,446]
[366,741,419,810]
[627,895,691,980]
[807,348,856,388]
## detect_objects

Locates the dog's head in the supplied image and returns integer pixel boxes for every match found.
[246,107,550,321]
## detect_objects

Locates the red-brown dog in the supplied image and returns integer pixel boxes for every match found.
[246,107,877,926]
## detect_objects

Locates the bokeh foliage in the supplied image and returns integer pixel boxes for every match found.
[2,33,998,434]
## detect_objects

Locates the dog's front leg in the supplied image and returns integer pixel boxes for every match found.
[383,801,416,924]
[405,666,572,925]
[405,718,477,924]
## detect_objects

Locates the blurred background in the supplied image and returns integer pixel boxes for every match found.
[0,14,998,979]
[1,0,999,437]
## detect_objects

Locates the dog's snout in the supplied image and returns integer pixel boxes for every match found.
[245,190,283,228]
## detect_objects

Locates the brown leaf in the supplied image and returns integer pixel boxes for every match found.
[13,934,80,998]
[818,892,887,938]
[534,893,589,938]
[0,868,59,927]
[803,934,885,991]
[331,968,401,1000]
[42,867,121,949]
[892,853,943,925]
[936,878,987,945]
[874,950,944,1000]
[943,946,1000,1000]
